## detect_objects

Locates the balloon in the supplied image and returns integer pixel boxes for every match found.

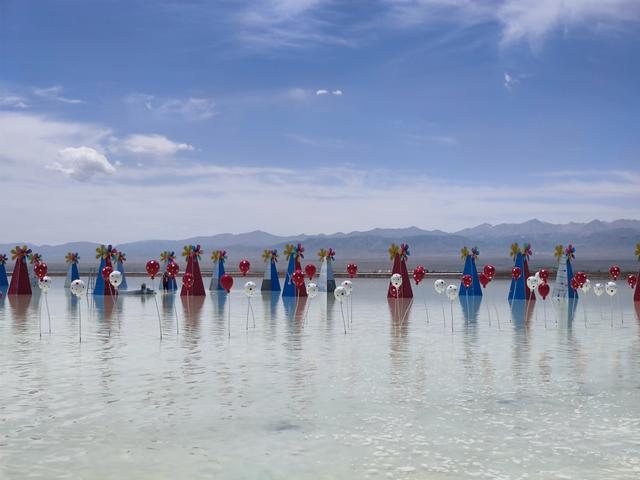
[511,267,521,281]
[483,264,495,279]
[183,272,195,289]
[334,286,347,302]
[34,262,48,280]
[239,259,250,276]
[605,281,617,296]
[574,271,587,287]
[446,284,458,300]
[537,282,550,299]
[291,269,305,287]
[570,277,580,291]
[166,261,179,278]
[627,274,637,290]
[146,260,160,279]
[305,264,316,280]
[434,279,445,294]
[462,274,472,289]
[307,282,318,299]
[593,283,604,297]
[609,265,620,281]
[346,263,358,278]
[38,275,52,292]
[101,265,113,281]
[341,280,353,295]
[412,266,425,285]
[479,272,490,288]
[220,274,234,293]
[109,270,122,288]
[526,275,539,291]
[580,278,591,294]
[538,269,549,283]
[243,280,257,297]
[390,273,402,289]
[70,279,86,297]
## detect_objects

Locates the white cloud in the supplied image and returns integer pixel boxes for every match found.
[33,85,84,104]
[332,89,343,96]
[316,89,329,96]
[124,94,216,120]
[503,72,518,91]
[47,147,116,181]
[0,93,28,109]
[109,134,194,156]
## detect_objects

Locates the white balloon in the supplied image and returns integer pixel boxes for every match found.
[526,275,540,291]
[535,271,541,282]
[580,278,591,294]
[605,281,617,297]
[434,279,446,294]
[70,279,86,297]
[109,270,122,288]
[390,273,402,289]
[593,283,604,297]
[243,281,257,297]
[341,280,353,295]
[446,284,458,300]
[307,282,318,299]
[38,276,52,293]
[334,286,347,302]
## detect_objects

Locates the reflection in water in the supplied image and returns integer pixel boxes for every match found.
[554,296,579,329]
[181,294,205,339]
[8,294,37,333]
[510,299,535,328]
[459,295,482,323]
[261,291,280,339]
[282,296,307,333]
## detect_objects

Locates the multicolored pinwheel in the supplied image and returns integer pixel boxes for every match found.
[160,251,176,263]
[95,244,113,260]
[0,253,7,265]
[28,252,42,264]
[400,243,410,261]
[262,249,278,263]
[11,245,32,261]
[210,249,226,263]
[294,243,304,259]
[521,243,532,260]
[183,244,204,260]
[564,244,575,260]
[65,252,80,264]
[116,251,126,263]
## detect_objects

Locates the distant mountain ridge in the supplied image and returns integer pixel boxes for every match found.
[2,219,639,272]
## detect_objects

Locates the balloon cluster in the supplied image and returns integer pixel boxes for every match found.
[478,264,495,288]
[570,271,589,294]
[525,268,552,299]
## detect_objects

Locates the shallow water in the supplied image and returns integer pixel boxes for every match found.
[1,278,639,479]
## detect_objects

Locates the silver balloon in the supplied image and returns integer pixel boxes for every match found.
[38,276,52,293]
[334,286,347,302]
[307,282,318,299]
[580,278,591,294]
[243,281,257,297]
[526,275,539,291]
[605,281,617,297]
[109,270,122,288]
[70,279,86,297]
[341,280,353,295]
[446,284,458,300]
[593,283,604,297]
[390,273,402,289]
[434,279,446,294]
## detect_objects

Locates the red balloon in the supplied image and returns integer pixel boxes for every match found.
[539,269,549,283]
[538,282,550,299]
[483,264,496,279]
[412,265,425,285]
[220,273,234,293]
[511,267,521,281]
[239,259,250,276]
[609,265,620,280]
[146,260,160,279]
[34,262,48,280]
[101,265,113,281]
[479,272,490,288]
[574,271,587,287]
[627,274,637,289]
[462,274,472,289]
[570,277,580,290]
[305,264,317,280]
[183,272,194,289]
[346,263,358,278]
[292,269,305,287]
[166,261,179,278]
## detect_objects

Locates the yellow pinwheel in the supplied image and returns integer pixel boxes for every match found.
[460,246,469,260]
[635,243,640,261]
[95,245,108,260]
[388,243,400,261]
[182,245,193,259]
[284,244,295,260]
[262,249,271,263]
[554,245,564,260]
[509,242,519,260]
[318,248,327,261]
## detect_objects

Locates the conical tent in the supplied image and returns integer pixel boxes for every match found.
[180,245,206,296]
[507,243,534,301]
[114,250,128,291]
[0,254,8,287]
[260,249,281,292]
[551,245,578,301]
[459,246,483,296]
[160,251,178,291]
[209,250,227,291]
[317,248,337,293]
[387,243,413,298]
[64,252,80,288]
[93,244,116,296]
[282,243,307,297]
[8,245,32,295]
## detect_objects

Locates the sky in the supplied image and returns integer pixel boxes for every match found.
[1,0,639,244]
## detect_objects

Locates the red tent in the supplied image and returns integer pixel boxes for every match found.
[180,245,206,296]
[387,243,413,298]
[8,245,32,295]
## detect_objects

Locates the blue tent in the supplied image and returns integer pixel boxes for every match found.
[508,252,533,301]
[459,255,482,297]
[0,259,8,287]
[282,254,296,297]
[94,257,106,295]
[566,258,578,299]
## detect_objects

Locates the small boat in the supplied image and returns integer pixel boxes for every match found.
[117,284,156,297]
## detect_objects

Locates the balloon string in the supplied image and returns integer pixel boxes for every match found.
[340,302,347,335]
[45,292,52,334]
[153,295,162,341]
[78,298,82,343]
[249,299,256,328]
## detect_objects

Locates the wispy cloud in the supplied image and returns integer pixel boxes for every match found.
[33,85,84,104]
[109,134,194,157]
[0,92,28,109]
[124,94,216,121]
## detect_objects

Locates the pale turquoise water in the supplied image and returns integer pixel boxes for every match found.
[1,278,639,479]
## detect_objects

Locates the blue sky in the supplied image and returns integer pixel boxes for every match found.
[1,0,639,243]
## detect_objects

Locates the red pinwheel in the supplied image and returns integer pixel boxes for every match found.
[462,274,472,289]
[220,273,233,293]
[346,263,358,278]
[627,275,637,290]
[538,269,549,283]
[483,264,495,279]
[479,272,490,288]
[146,260,160,279]
[609,265,620,281]
[511,267,521,281]
[34,262,48,280]
[538,282,550,299]
[183,272,194,290]
[291,269,305,287]
[304,264,316,280]
[166,261,179,278]
[239,259,250,276]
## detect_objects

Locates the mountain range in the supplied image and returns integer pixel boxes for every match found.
[2,219,639,273]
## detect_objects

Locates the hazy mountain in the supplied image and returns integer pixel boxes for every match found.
[2,219,639,272]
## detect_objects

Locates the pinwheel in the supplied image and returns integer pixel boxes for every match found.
[160,250,176,262]
[565,244,575,260]
[28,252,42,264]
[521,243,532,260]
[294,243,304,259]
[460,246,469,260]
[11,245,31,260]
[65,252,80,264]
[184,244,204,260]
[262,249,272,263]
[510,242,520,260]
[326,248,335,261]
[471,246,479,259]
[554,245,564,260]
[284,244,295,261]
[318,248,327,261]
[116,251,126,263]
[400,243,410,260]
[0,254,7,265]
[388,243,400,261]
[95,244,114,260]
[635,243,640,261]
